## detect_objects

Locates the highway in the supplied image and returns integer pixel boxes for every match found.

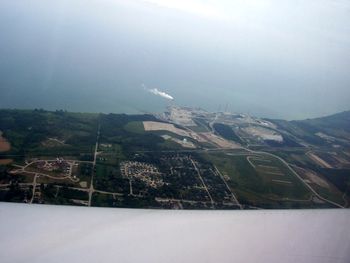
[190,157,215,208]
[213,165,242,209]
[88,124,100,207]
[247,149,345,208]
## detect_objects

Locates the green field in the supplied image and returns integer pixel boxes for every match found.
[94,164,129,194]
[0,109,348,209]
[123,121,145,134]
[201,152,314,208]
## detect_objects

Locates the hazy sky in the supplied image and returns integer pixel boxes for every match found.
[0,0,349,119]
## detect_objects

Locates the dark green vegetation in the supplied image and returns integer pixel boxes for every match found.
[40,184,88,205]
[192,118,211,132]
[0,109,349,209]
[0,109,98,157]
[213,123,242,143]
[269,110,350,147]
[99,113,177,154]
[298,110,350,133]
[264,134,301,148]
[94,164,129,194]
[321,168,350,195]
[201,153,321,209]
[91,192,159,208]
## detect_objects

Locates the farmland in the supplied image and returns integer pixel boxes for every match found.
[0,107,349,209]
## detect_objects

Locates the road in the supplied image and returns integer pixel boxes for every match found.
[88,124,100,207]
[30,174,37,204]
[190,157,215,209]
[208,112,219,132]
[11,162,79,183]
[248,149,345,208]
[213,165,242,209]
[3,112,346,209]
[187,125,345,208]
[156,197,213,206]
[209,115,345,207]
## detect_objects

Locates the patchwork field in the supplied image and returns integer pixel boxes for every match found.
[0,131,11,152]
[0,109,349,209]
[307,152,333,168]
[199,132,241,149]
[143,121,189,137]
[202,152,316,208]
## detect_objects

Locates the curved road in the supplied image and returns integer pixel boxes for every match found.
[247,149,345,208]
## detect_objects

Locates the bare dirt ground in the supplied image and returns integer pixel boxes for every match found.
[271,179,292,184]
[0,159,13,165]
[41,138,66,148]
[295,167,330,188]
[332,154,350,168]
[199,132,241,149]
[242,126,283,142]
[307,152,332,168]
[168,107,196,126]
[0,131,11,152]
[143,121,206,143]
[79,181,88,188]
[247,157,284,176]
[143,121,190,137]
[161,135,196,148]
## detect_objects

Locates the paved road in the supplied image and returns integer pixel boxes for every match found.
[190,157,215,208]
[30,174,37,204]
[213,165,242,209]
[247,149,345,208]
[88,124,100,207]
[3,114,346,209]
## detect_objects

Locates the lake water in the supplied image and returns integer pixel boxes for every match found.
[0,1,349,120]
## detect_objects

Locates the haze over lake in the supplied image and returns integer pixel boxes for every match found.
[0,0,349,119]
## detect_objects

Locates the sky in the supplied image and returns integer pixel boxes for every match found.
[0,0,349,119]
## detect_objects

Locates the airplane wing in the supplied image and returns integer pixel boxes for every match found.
[0,203,349,263]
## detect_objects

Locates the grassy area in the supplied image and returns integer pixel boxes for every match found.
[158,139,183,150]
[0,166,32,184]
[311,184,345,205]
[91,192,159,208]
[91,192,120,207]
[97,144,126,166]
[36,176,75,187]
[57,187,88,200]
[0,109,98,156]
[94,164,129,193]
[267,150,314,167]
[213,123,242,143]
[192,118,210,132]
[187,125,209,133]
[1,109,346,209]
[250,155,312,200]
[74,163,93,188]
[201,152,314,208]
[40,185,88,205]
[124,121,145,134]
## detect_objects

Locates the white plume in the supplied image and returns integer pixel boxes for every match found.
[142,84,174,100]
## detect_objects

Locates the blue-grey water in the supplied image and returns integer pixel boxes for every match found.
[0,0,349,120]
